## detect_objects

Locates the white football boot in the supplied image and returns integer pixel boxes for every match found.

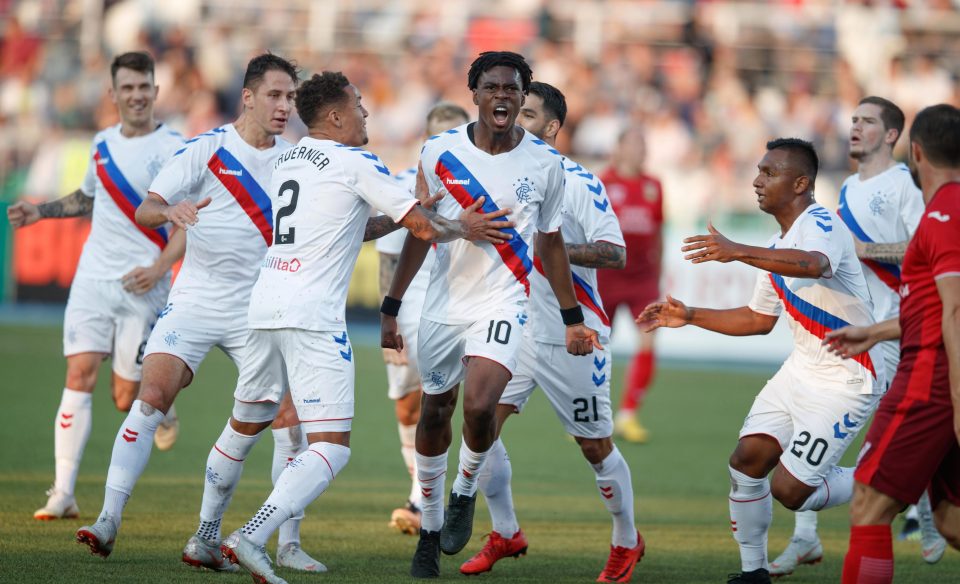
[769,535,823,577]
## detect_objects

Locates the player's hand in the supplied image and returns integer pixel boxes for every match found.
[164,197,212,230]
[420,190,444,211]
[636,295,691,331]
[459,196,516,243]
[381,313,404,353]
[382,345,409,365]
[822,325,876,358]
[122,265,163,295]
[7,201,41,228]
[565,323,603,356]
[681,221,743,264]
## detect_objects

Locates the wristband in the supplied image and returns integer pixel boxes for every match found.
[381,296,402,317]
[560,305,585,326]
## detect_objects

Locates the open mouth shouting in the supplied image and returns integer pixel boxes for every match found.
[492,104,510,128]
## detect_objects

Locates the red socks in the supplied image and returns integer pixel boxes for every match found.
[620,350,654,411]
[842,524,893,584]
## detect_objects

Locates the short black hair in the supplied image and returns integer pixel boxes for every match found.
[766,138,819,183]
[110,51,154,84]
[467,51,533,92]
[243,53,299,91]
[527,81,567,127]
[910,104,960,168]
[295,71,351,127]
[859,96,905,145]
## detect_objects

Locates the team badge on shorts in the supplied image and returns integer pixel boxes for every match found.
[163,331,180,346]
[428,371,446,389]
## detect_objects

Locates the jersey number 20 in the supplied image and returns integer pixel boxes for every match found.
[274,179,299,245]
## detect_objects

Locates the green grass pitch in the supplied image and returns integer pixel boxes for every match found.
[0,324,956,583]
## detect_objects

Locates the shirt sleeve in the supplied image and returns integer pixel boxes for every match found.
[537,157,565,233]
[80,142,97,198]
[898,177,925,238]
[925,201,960,280]
[148,140,205,205]
[578,176,625,246]
[748,271,782,316]
[348,151,418,222]
[796,212,845,275]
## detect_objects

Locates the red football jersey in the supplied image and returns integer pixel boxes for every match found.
[899,182,960,354]
[600,167,663,278]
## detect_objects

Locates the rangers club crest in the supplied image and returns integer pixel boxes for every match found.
[513,177,534,204]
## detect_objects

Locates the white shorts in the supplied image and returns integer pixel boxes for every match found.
[417,310,527,395]
[63,276,170,381]
[385,277,427,400]
[740,361,882,487]
[234,328,354,433]
[501,333,613,438]
[143,291,248,377]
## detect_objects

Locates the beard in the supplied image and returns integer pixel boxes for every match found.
[909,161,922,189]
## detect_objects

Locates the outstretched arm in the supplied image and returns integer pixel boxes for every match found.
[7,190,93,227]
[682,222,830,278]
[565,241,626,269]
[136,192,212,229]
[854,239,909,265]
[637,295,778,336]
[822,318,900,359]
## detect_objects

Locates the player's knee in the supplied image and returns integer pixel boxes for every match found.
[577,437,612,465]
[462,399,496,432]
[395,392,421,425]
[65,362,100,392]
[110,378,138,412]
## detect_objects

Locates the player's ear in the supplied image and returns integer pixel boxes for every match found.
[885,128,899,147]
[472,89,479,106]
[794,175,810,195]
[241,87,254,110]
[547,119,561,141]
[910,140,923,165]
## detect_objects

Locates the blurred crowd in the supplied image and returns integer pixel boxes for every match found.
[3,0,960,227]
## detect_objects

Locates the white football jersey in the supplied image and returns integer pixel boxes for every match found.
[419,124,565,324]
[149,124,291,310]
[837,163,923,322]
[374,166,436,298]
[529,155,624,345]
[749,204,886,394]
[247,138,418,331]
[77,123,183,280]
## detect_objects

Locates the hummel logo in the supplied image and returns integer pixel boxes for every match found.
[122,427,139,443]
[421,487,433,498]
[445,178,470,186]
[218,168,243,177]
[927,211,951,222]
[462,469,473,478]
[60,412,74,429]
[599,486,614,500]
[97,158,110,165]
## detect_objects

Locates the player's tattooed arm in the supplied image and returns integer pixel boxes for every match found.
[38,189,94,218]
[7,189,93,228]
[682,221,829,278]
[854,239,909,264]
[363,215,403,242]
[401,200,515,244]
[565,241,626,269]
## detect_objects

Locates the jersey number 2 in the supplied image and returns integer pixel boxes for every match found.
[274,179,300,245]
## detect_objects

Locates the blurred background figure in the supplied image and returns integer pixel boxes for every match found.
[598,127,664,444]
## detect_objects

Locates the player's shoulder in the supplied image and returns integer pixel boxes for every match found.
[91,124,121,145]
[521,132,566,170]
[171,124,230,158]
[798,203,840,236]
[421,124,467,157]
[885,163,919,193]
[331,143,392,177]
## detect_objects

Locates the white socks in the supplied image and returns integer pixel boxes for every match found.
[451,437,487,497]
[796,466,854,512]
[416,451,447,533]
[242,442,349,547]
[478,439,519,538]
[195,422,264,542]
[399,423,421,507]
[273,425,307,547]
[793,510,819,541]
[592,446,638,548]
[54,388,93,497]
[101,400,164,526]
[728,466,772,572]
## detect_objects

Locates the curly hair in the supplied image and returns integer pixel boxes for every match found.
[467,51,532,92]
[295,71,351,127]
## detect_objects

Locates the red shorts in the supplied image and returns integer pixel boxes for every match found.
[598,271,659,318]
[854,347,960,507]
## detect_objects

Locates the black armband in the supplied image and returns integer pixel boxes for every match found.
[380,296,402,317]
[560,305,585,326]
